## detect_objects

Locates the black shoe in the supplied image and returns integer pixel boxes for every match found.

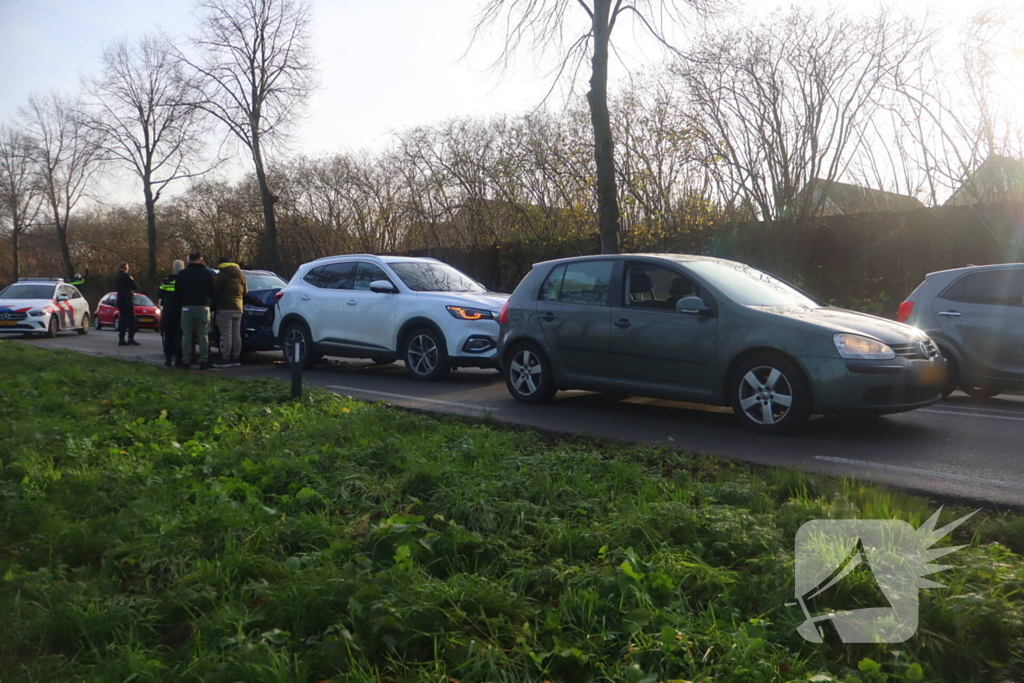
[198,361,212,370]
[164,357,172,367]
[128,340,141,346]
[213,359,233,369]
[118,340,128,346]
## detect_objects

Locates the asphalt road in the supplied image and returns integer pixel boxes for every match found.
[8,328,1024,508]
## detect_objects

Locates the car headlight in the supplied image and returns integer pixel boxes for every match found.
[446,305,494,321]
[834,333,895,360]
[29,309,46,317]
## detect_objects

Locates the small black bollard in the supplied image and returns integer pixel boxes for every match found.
[291,340,303,399]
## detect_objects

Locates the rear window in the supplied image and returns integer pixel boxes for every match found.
[246,273,287,290]
[538,261,613,307]
[940,269,1024,307]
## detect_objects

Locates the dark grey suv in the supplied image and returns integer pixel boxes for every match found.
[497,254,946,433]
[899,263,1024,399]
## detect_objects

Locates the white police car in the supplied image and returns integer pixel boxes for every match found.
[0,278,91,338]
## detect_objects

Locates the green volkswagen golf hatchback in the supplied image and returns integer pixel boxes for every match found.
[496,254,946,433]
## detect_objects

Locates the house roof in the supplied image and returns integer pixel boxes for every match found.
[944,154,1024,207]
[800,179,925,216]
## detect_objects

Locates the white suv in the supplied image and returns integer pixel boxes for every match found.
[273,255,508,380]
[0,278,91,337]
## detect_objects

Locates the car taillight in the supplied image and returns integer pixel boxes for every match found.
[897,301,914,323]
[498,301,509,324]
[275,291,284,302]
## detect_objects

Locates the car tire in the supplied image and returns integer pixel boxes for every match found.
[46,316,59,338]
[504,341,556,404]
[282,322,318,369]
[404,327,450,381]
[95,316,103,330]
[729,353,811,434]
[78,313,89,335]
[960,385,1002,400]
[113,316,120,332]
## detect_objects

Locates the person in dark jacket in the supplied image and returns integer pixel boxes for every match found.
[115,261,139,346]
[175,252,217,369]
[213,256,248,368]
[158,259,185,367]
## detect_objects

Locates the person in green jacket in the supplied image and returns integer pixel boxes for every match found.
[67,266,88,289]
[213,256,247,367]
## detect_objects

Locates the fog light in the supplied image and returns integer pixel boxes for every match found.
[462,336,495,353]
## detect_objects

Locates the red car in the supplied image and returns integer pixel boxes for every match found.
[94,292,162,331]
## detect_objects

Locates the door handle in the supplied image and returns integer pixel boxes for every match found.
[938,311,962,317]
[540,311,555,322]
[614,318,631,329]
[300,295,312,301]
[347,300,357,306]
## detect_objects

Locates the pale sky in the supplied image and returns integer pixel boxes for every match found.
[0,0,1004,200]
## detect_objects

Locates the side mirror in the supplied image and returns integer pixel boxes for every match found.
[369,280,396,294]
[56,294,69,303]
[676,296,708,314]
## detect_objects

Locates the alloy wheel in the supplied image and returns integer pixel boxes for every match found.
[407,334,438,376]
[509,349,543,396]
[284,326,308,365]
[737,365,794,426]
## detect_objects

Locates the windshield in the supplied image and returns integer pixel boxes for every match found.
[0,284,56,300]
[686,260,819,308]
[389,262,486,293]
[245,273,288,290]
[134,295,154,306]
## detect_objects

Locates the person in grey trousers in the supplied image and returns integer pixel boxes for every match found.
[213,256,247,368]
[174,252,216,369]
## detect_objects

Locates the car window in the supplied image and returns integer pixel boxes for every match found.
[538,265,566,302]
[317,262,354,290]
[685,260,819,308]
[0,284,56,299]
[388,262,485,292]
[541,261,613,306]
[302,265,325,287]
[941,269,1024,307]
[625,264,699,311]
[134,295,154,306]
[352,262,391,291]
[246,273,288,290]
[104,294,115,305]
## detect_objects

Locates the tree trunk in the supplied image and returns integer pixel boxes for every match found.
[143,178,158,284]
[53,204,74,276]
[587,0,620,255]
[11,223,19,281]
[251,134,282,273]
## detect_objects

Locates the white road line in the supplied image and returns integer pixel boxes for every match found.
[813,455,1018,488]
[325,385,502,412]
[934,404,1024,416]
[919,408,1024,422]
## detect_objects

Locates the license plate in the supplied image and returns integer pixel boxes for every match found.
[0,321,16,326]
[916,363,945,386]
[139,317,154,323]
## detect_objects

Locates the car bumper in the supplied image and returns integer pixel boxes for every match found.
[0,317,48,332]
[804,356,947,414]
[445,324,499,368]
[242,325,278,351]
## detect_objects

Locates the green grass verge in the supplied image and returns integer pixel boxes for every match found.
[0,341,1022,683]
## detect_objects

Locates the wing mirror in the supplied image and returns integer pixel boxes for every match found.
[56,294,69,303]
[369,280,396,294]
[676,296,710,315]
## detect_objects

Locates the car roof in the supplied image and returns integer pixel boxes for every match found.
[532,252,741,268]
[303,254,443,267]
[925,262,1024,280]
[17,277,63,283]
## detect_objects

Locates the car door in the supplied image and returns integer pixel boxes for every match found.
[342,262,399,353]
[536,260,614,384]
[66,285,87,326]
[932,267,1024,382]
[55,285,78,329]
[307,261,355,343]
[608,262,719,398]
[99,294,116,325]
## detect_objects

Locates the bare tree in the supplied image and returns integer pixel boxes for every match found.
[85,34,213,283]
[472,0,720,254]
[20,92,105,277]
[180,0,318,273]
[0,124,44,281]
[679,7,928,221]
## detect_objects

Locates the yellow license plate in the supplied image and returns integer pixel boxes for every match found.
[917,363,945,386]
[139,317,154,323]
[0,320,16,326]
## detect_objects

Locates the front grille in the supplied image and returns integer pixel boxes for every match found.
[0,311,28,321]
[863,385,940,406]
[891,339,939,360]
